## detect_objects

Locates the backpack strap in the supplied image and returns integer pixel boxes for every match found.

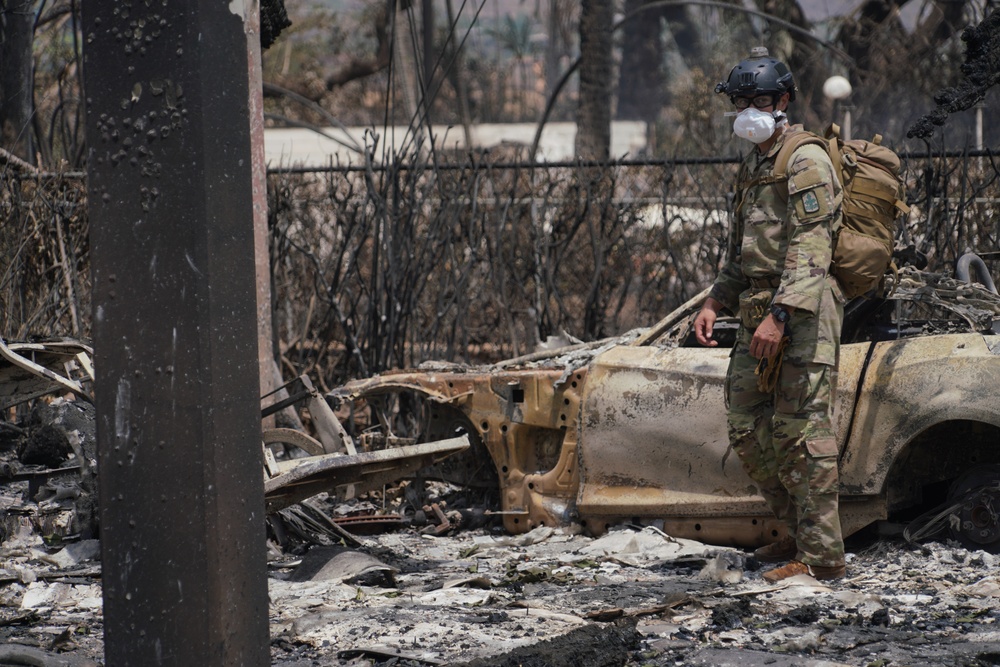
[824,124,844,184]
[738,129,828,202]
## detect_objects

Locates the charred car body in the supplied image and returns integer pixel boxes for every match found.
[329,258,1000,552]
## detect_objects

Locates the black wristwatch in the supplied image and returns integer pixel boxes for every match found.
[770,304,791,324]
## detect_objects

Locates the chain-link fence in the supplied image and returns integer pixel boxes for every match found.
[2,149,997,389]
[269,157,729,382]
[268,149,1000,387]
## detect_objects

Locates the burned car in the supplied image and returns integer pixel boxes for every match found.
[328,258,1000,552]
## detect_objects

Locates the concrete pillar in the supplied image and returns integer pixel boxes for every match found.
[82,1,270,664]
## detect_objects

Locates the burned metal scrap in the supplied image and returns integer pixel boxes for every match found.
[327,258,1000,553]
[0,345,470,542]
[891,265,1000,332]
[0,339,96,543]
[0,339,93,410]
[261,374,470,513]
[263,436,470,513]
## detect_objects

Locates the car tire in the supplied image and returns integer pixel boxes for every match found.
[948,463,1000,553]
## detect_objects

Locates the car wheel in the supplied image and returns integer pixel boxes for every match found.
[948,463,1000,553]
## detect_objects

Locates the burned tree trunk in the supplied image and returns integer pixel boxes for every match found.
[617,0,666,124]
[575,0,614,161]
[0,0,36,163]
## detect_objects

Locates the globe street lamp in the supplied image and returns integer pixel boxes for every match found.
[823,75,853,140]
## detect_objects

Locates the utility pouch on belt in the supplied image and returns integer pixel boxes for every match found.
[739,289,775,330]
[755,336,791,393]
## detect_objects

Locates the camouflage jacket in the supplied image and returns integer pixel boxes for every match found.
[709,125,844,317]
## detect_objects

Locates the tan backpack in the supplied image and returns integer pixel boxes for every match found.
[766,124,911,299]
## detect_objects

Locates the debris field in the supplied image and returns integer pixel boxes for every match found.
[3,475,1000,667]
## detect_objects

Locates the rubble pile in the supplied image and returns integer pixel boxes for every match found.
[0,398,98,547]
[4,495,1000,667]
[2,372,1000,665]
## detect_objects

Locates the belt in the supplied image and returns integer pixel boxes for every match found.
[748,275,781,288]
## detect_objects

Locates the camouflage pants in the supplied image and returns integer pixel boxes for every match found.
[725,333,845,568]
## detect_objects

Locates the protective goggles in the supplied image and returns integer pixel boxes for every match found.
[731,95,775,110]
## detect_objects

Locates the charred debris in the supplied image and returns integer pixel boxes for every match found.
[5,260,1000,665]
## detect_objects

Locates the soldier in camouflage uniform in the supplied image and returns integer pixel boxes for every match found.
[693,48,847,582]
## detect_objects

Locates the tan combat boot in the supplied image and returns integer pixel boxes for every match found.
[762,560,846,583]
[753,536,797,563]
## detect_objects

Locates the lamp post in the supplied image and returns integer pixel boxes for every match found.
[975,101,985,170]
[823,75,853,140]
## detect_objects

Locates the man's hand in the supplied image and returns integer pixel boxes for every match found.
[694,298,723,347]
[750,315,786,359]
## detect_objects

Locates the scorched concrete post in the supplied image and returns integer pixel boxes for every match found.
[82,1,269,664]
[245,0,278,413]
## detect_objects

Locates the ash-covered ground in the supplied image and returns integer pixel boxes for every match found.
[3,477,1000,667]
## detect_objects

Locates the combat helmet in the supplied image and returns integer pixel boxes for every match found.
[716,47,796,102]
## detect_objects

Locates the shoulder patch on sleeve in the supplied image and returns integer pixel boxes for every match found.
[801,190,820,213]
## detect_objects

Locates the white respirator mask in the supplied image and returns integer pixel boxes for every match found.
[732,107,781,144]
